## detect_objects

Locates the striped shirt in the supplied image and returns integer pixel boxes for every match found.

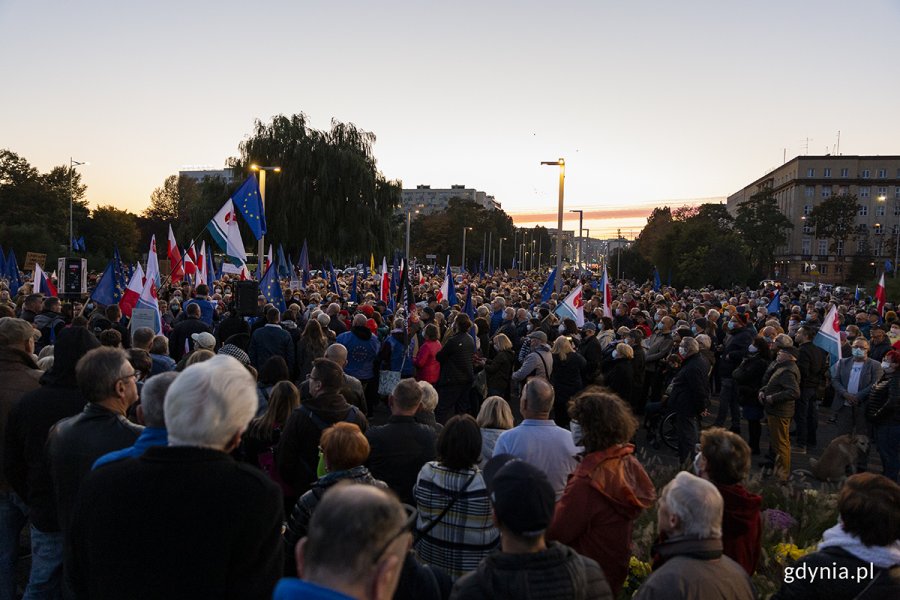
[413,462,499,579]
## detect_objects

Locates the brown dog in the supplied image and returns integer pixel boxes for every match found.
[808,435,869,482]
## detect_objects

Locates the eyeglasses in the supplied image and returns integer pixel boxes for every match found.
[118,370,140,383]
[369,504,417,566]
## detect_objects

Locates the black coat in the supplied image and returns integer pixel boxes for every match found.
[578,336,603,384]
[436,332,475,386]
[604,358,634,403]
[484,349,515,397]
[215,313,250,346]
[721,327,755,378]
[551,353,587,397]
[732,355,771,405]
[46,403,142,533]
[169,316,212,361]
[67,446,283,600]
[365,415,437,505]
[797,341,827,390]
[668,353,711,416]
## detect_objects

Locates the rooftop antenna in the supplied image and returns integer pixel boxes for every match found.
[802,137,812,155]
[836,130,841,155]
[783,148,787,164]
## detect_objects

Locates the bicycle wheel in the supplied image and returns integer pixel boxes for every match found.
[661,412,679,450]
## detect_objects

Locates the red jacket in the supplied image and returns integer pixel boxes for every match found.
[717,482,762,575]
[547,444,656,596]
[413,340,441,384]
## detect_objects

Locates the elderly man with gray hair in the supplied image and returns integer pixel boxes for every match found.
[634,471,753,599]
[666,336,710,463]
[66,355,283,599]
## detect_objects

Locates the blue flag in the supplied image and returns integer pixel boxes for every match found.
[259,263,286,312]
[112,246,127,302]
[432,261,440,277]
[298,239,310,287]
[540,268,556,303]
[768,291,781,314]
[231,175,267,240]
[855,285,861,301]
[0,246,6,279]
[328,261,343,301]
[6,250,21,296]
[886,260,894,274]
[206,245,215,289]
[78,236,85,252]
[277,245,290,278]
[350,270,358,303]
[653,267,661,292]
[462,284,477,342]
[90,260,119,306]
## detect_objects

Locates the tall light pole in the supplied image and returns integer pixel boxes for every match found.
[541,158,565,293]
[405,208,420,263]
[569,209,583,268]
[250,164,281,275]
[499,237,506,272]
[511,230,517,268]
[69,158,86,254]
[531,239,536,270]
[461,226,473,272]
[584,228,590,266]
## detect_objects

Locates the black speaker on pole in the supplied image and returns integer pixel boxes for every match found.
[233,281,260,317]
[57,258,87,298]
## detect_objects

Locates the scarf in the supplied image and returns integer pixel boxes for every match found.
[818,522,900,569]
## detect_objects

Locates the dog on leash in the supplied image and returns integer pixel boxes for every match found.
[806,435,869,482]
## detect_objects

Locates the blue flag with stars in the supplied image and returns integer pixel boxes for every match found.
[259,263,286,312]
[90,260,119,306]
[6,250,22,296]
[231,175,267,240]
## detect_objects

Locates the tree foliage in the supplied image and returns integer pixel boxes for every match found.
[734,189,794,279]
[83,205,141,264]
[228,114,401,264]
[809,194,859,253]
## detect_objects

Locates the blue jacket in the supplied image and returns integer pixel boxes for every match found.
[337,326,381,380]
[490,309,504,335]
[383,335,414,377]
[273,579,353,600]
[249,324,295,372]
[92,427,168,470]
[184,298,217,327]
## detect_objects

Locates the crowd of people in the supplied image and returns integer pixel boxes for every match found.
[1,265,900,599]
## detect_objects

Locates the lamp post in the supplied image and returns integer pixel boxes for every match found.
[69,158,86,254]
[511,230,517,268]
[541,158,565,293]
[405,208,420,263]
[462,226,473,272]
[250,164,281,275]
[584,228,590,266]
[499,237,506,272]
[569,209,583,268]
[531,239,536,270]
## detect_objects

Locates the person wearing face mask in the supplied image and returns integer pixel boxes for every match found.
[715,315,755,434]
[643,317,675,415]
[758,346,800,482]
[870,350,900,481]
[731,337,772,455]
[831,338,883,473]
[889,323,900,345]
[666,337,710,463]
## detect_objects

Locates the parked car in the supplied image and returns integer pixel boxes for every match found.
[798,281,817,292]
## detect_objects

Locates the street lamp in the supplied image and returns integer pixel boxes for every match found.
[250,164,281,275]
[584,228,590,266]
[499,237,506,273]
[531,239,536,271]
[541,158,565,293]
[405,206,421,263]
[69,158,87,254]
[511,230,517,268]
[461,226,473,272]
[569,209,583,268]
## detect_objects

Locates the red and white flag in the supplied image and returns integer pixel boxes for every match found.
[33,263,58,297]
[146,235,161,288]
[876,272,887,316]
[183,243,197,277]
[167,225,183,283]
[197,241,208,286]
[380,257,390,303]
[119,268,143,318]
[600,263,613,318]
[555,284,585,327]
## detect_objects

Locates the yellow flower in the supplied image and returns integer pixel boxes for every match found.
[773,543,813,563]
[628,556,652,577]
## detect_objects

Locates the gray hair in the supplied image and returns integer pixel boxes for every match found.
[660,471,723,540]
[680,336,700,355]
[140,372,178,428]
[523,378,554,413]
[164,354,257,450]
[391,378,423,411]
[694,334,711,350]
[316,313,331,328]
[76,347,131,403]
[417,381,438,412]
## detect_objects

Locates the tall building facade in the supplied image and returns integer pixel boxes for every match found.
[401,184,500,216]
[179,168,235,185]
[727,155,900,284]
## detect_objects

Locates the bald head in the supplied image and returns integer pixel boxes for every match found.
[324,343,348,368]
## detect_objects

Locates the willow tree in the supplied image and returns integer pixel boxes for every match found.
[229,114,401,263]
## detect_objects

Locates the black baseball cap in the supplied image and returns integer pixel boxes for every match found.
[483,454,555,537]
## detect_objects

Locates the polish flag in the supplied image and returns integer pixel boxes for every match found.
[555,284,585,327]
[380,257,390,303]
[600,263,613,318]
[167,225,183,282]
[134,276,162,334]
[266,244,273,272]
[119,268,143,318]
[183,244,197,277]
[33,263,58,297]
[875,272,887,316]
[197,241,207,286]
[145,235,161,288]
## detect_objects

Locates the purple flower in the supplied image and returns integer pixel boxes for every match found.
[763,509,797,531]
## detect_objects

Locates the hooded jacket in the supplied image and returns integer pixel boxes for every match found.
[716,483,762,575]
[547,444,656,595]
[450,541,613,600]
[336,325,381,380]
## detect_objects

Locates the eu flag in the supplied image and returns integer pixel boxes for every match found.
[6,250,21,296]
[540,268,557,303]
[231,175,267,240]
[90,260,119,306]
[259,263,286,312]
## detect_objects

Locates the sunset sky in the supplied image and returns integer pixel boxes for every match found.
[3,1,899,241]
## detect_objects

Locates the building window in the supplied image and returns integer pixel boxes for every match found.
[857,239,866,253]
[807,168,815,177]
[895,204,900,217]
[862,169,871,178]
[841,168,850,177]
[837,240,844,256]
[876,204,886,216]
[875,223,883,234]
[858,204,868,216]
[894,224,900,235]
[836,264,844,274]
[822,187,832,198]
[896,186,900,200]
[840,186,849,196]
[820,265,828,275]
[803,224,813,234]
[805,186,815,198]
[878,187,888,199]
[802,238,811,254]
[803,204,812,215]
[875,241,883,257]
[823,168,832,177]
[878,169,887,178]
[818,239,828,255]
[860,187,870,199]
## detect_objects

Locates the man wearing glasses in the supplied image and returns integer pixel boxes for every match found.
[45,347,143,536]
[276,484,414,600]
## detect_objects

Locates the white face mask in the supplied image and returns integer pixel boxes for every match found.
[693,452,704,476]
[678,346,688,358]
[611,350,619,359]
[882,361,894,373]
